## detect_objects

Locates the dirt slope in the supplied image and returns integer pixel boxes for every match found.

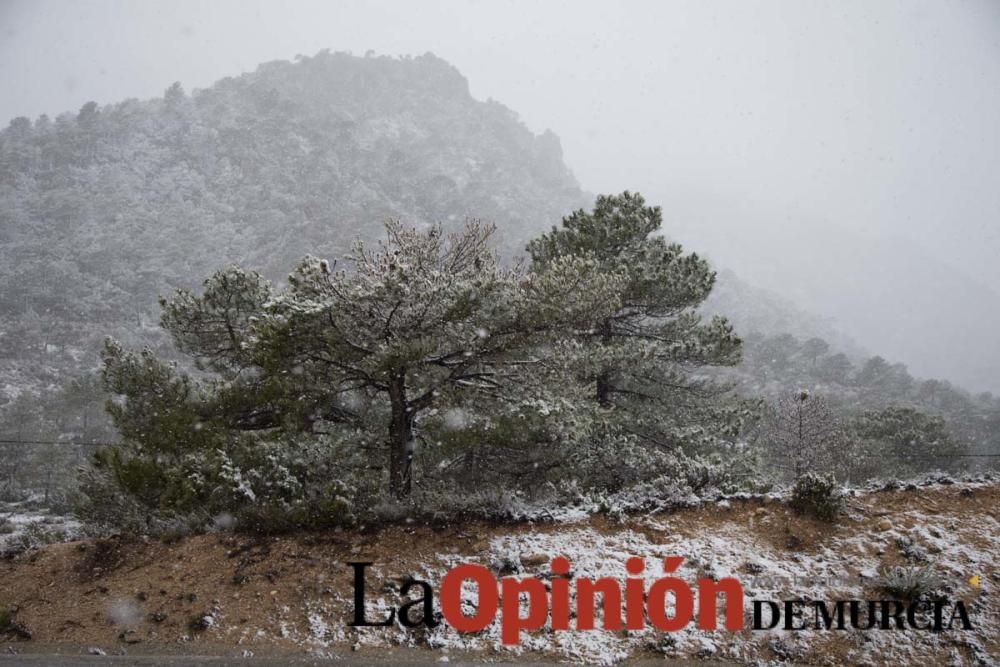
[1,482,996,665]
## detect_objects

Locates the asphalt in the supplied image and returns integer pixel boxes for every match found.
[0,647,733,666]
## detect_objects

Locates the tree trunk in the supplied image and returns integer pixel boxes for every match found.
[595,319,613,407]
[388,371,414,498]
[596,372,613,407]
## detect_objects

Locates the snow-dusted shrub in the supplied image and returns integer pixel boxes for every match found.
[595,451,763,519]
[789,472,844,521]
[376,485,528,523]
[877,565,945,601]
[0,521,74,556]
[76,431,367,535]
[601,475,699,519]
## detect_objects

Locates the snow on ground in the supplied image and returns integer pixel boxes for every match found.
[0,499,83,556]
[255,480,997,665]
[2,480,995,665]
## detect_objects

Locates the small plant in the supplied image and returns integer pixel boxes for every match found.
[877,564,945,600]
[3,522,68,555]
[0,607,31,640]
[789,472,844,522]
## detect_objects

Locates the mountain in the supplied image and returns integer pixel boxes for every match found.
[0,51,586,404]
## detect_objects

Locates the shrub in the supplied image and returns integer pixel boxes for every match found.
[789,472,844,521]
[0,608,30,640]
[877,565,945,600]
[1,522,71,556]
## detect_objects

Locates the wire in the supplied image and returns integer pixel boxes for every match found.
[0,439,113,447]
[0,437,997,456]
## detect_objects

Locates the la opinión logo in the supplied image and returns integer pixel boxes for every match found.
[348,557,973,645]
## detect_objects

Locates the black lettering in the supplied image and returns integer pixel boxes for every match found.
[399,579,439,628]
[815,600,846,630]
[347,562,395,627]
[783,600,807,631]
[753,600,780,630]
[906,601,930,630]
[880,600,905,630]
[849,600,876,630]
[945,601,973,631]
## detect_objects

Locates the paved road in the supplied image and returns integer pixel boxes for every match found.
[0,647,733,666]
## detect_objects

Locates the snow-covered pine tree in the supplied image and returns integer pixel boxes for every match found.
[253,220,623,498]
[527,192,753,484]
[99,220,624,510]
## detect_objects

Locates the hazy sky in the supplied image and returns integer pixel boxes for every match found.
[3,0,1000,389]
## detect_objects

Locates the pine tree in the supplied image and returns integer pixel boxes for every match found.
[853,407,967,476]
[253,221,621,497]
[527,192,751,472]
[100,220,623,506]
[763,390,842,479]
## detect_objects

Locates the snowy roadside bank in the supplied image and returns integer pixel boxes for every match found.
[1,480,996,665]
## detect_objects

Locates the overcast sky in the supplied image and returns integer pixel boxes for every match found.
[2,0,1000,390]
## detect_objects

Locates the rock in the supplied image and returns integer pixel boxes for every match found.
[876,519,893,531]
[520,553,549,568]
[696,637,718,657]
[118,630,141,645]
[189,613,215,632]
[4,621,31,640]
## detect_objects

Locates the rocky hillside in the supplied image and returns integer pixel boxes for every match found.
[0,51,585,405]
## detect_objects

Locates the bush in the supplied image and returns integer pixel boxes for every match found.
[75,434,368,536]
[0,521,72,556]
[877,565,945,600]
[789,472,844,521]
